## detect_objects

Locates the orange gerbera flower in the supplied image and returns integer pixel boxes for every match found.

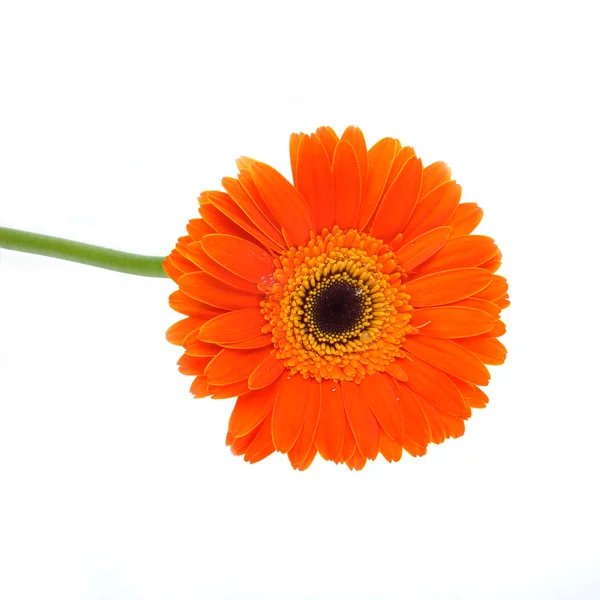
[165,126,508,470]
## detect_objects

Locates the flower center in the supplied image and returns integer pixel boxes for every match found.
[262,227,413,383]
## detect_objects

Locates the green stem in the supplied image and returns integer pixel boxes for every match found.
[0,227,168,278]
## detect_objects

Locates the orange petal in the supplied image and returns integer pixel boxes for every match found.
[244,413,276,464]
[402,439,428,457]
[209,379,250,400]
[346,448,367,470]
[248,351,286,390]
[163,256,185,282]
[291,444,318,471]
[405,268,492,307]
[228,384,278,437]
[220,334,272,349]
[169,290,226,319]
[177,354,212,376]
[401,180,462,242]
[190,375,209,398]
[272,375,309,453]
[182,335,221,357]
[201,234,274,284]
[221,176,285,248]
[332,139,362,231]
[420,161,452,197]
[249,161,315,247]
[342,381,381,460]
[179,272,262,310]
[166,317,206,345]
[199,202,258,244]
[198,308,267,344]
[382,146,417,197]
[397,356,470,419]
[416,235,498,276]
[187,218,215,240]
[296,134,335,231]
[450,297,501,319]
[205,346,273,386]
[288,379,321,466]
[403,336,491,386]
[448,376,474,400]
[484,319,506,338]
[447,202,483,237]
[340,126,368,198]
[474,275,508,301]
[392,381,432,448]
[237,168,281,233]
[410,306,496,338]
[395,226,452,272]
[314,126,339,163]
[361,372,404,441]
[185,243,260,293]
[358,137,399,229]
[415,396,448,444]
[457,337,507,366]
[289,132,301,183]
[380,432,403,463]
[469,386,489,408]
[371,156,423,242]
[385,361,408,381]
[204,191,282,253]
[229,426,260,456]
[314,380,345,461]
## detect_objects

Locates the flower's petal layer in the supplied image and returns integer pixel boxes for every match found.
[186,244,260,293]
[237,169,281,233]
[249,161,315,247]
[395,226,452,272]
[420,161,452,197]
[221,177,286,249]
[380,432,403,462]
[314,126,339,163]
[398,356,470,418]
[248,351,286,390]
[204,192,281,252]
[385,361,408,381]
[179,272,262,310]
[358,137,399,229]
[177,354,212,376]
[291,444,318,471]
[272,375,309,453]
[346,448,367,471]
[403,336,490,386]
[208,379,250,400]
[339,415,357,464]
[447,202,483,237]
[198,308,267,344]
[450,297,501,319]
[314,380,345,461]
[244,413,276,464]
[201,234,274,284]
[228,426,260,456]
[448,375,474,400]
[199,203,258,244]
[219,334,272,349]
[383,146,417,197]
[416,235,498,276]
[182,334,220,357]
[469,386,489,408]
[361,372,404,441]
[190,375,209,398]
[333,140,362,231]
[410,306,496,338]
[289,133,301,183]
[484,320,506,338]
[187,218,215,240]
[480,252,503,273]
[392,381,432,447]
[416,396,447,443]
[405,268,492,307]
[228,384,278,437]
[474,275,509,301]
[401,180,462,242]
[296,134,335,231]
[342,381,381,460]
[371,156,423,242]
[205,346,273,386]
[288,379,321,466]
[457,337,507,366]
[163,256,185,282]
[166,317,207,345]
[340,126,368,198]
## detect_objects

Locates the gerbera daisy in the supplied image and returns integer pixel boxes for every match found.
[165,126,508,470]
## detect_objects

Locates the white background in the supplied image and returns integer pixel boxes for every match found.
[1,1,599,599]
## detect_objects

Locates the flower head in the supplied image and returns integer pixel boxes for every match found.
[165,126,508,470]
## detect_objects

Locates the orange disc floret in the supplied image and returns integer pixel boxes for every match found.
[164,125,509,471]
